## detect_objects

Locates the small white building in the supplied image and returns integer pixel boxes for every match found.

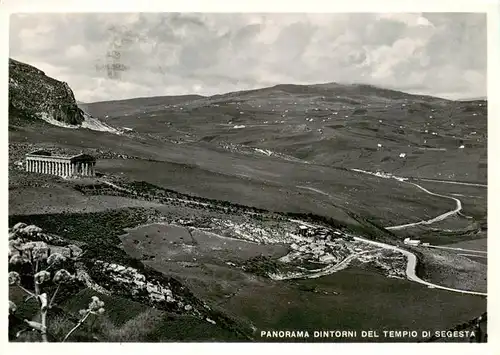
[404,238,421,246]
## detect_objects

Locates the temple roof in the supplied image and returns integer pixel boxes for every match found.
[26,150,96,162]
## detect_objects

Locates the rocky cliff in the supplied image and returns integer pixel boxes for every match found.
[9,58,85,126]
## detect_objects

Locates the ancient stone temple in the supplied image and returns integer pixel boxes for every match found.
[25,150,96,177]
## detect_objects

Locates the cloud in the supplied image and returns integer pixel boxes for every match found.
[9,12,486,102]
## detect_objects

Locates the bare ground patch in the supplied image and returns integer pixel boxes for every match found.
[119,223,288,266]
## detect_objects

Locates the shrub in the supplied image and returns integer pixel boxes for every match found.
[8,224,105,342]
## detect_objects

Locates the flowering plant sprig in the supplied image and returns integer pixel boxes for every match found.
[8,224,102,342]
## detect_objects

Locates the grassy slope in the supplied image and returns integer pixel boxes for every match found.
[8,82,487,342]
[86,84,487,182]
[9,122,457,228]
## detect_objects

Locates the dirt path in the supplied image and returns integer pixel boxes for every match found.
[291,183,487,296]
[385,182,462,230]
[346,169,464,231]
[416,178,487,188]
[352,235,487,296]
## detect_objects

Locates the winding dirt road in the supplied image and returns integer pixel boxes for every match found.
[352,235,487,296]
[295,172,487,296]
[385,182,462,230]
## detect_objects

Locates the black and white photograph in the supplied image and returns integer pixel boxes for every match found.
[4,2,494,347]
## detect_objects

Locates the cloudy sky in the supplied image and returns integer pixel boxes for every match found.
[9,12,486,103]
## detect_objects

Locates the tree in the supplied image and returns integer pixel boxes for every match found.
[8,223,105,342]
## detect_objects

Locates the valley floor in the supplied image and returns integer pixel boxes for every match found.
[8,160,487,342]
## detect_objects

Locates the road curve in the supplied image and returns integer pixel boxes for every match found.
[289,216,487,296]
[294,181,486,296]
[352,235,487,296]
[386,182,462,230]
[346,169,464,230]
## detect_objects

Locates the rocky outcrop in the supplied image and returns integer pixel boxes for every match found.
[9,58,85,126]
[8,223,215,322]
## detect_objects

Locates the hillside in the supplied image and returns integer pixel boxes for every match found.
[8,60,487,342]
[9,58,85,126]
[85,82,487,183]
[9,58,119,134]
